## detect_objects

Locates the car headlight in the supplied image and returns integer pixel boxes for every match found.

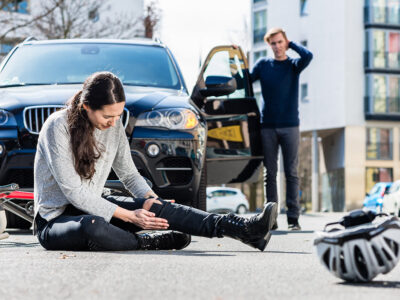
[0,109,17,127]
[136,109,199,129]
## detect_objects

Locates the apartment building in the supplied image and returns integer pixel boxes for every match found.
[250,0,400,211]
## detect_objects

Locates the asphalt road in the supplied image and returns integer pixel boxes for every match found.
[0,212,399,300]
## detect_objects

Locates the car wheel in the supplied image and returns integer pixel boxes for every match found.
[192,162,207,211]
[236,204,247,214]
[5,211,31,229]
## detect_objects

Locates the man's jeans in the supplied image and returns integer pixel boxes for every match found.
[261,126,300,220]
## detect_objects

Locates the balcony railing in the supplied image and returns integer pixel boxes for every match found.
[364,6,400,26]
[366,142,393,160]
[364,51,400,70]
[253,27,266,44]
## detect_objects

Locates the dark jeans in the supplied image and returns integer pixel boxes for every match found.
[35,196,221,251]
[261,126,300,220]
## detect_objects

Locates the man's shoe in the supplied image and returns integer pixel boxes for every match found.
[218,202,278,251]
[288,223,301,231]
[136,231,191,250]
[287,217,301,231]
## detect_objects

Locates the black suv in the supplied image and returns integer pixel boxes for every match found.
[0,38,263,225]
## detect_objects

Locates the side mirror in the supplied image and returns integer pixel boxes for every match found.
[200,75,237,97]
[365,193,369,197]
[207,194,212,199]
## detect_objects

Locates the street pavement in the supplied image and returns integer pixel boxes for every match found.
[0,212,399,300]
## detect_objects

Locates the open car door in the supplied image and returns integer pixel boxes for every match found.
[191,45,263,185]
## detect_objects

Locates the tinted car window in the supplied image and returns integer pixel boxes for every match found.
[224,190,237,196]
[0,43,180,89]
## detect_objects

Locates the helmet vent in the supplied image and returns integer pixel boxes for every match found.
[372,245,384,266]
[332,257,337,272]
[384,237,399,256]
[382,247,392,261]
[339,251,347,274]
[354,245,369,281]
[322,248,331,269]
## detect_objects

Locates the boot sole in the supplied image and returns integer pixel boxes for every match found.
[250,202,278,251]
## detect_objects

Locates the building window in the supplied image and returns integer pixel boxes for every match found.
[366,0,400,24]
[253,50,266,63]
[366,74,400,114]
[300,0,309,16]
[365,167,393,194]
[253,10,267,44]
[2,0,28,14]
[366,127,393,160]
[301,83,309,102]
[366,29,400,70]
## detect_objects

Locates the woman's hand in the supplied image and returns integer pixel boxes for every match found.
[113,206,169,230]
[130,209,169,230]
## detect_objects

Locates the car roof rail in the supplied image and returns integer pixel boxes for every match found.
[153,36,163,44]
[23,36,38,43]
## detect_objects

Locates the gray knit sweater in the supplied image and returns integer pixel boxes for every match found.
[34,109,152,222]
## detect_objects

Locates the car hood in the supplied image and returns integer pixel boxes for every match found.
[0,84,192,115]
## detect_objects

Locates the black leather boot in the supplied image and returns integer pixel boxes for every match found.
[217,202,278,251]
[136,231,191,250]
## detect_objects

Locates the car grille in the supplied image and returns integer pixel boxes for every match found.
[23,105,130,134]
[23,105,65,134]
[158,157,193,185]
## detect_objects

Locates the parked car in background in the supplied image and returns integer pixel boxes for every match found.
[206,186,249,214]
[0,38,263,227]
[363,182,392,212]
[382,180,400,217]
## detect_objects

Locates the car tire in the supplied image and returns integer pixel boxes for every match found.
[5,211,31,229]
[192,162,207,211]
[236,204,247,214]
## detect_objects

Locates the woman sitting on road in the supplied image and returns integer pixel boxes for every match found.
[33,71,277,252]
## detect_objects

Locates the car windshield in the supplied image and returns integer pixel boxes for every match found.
[369,184,381,195]
[0,43,181,89]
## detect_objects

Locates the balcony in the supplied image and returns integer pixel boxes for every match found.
[365,96,400,120]
[364,51,400,71]
[364,5,400,28]
[253,27,266,44]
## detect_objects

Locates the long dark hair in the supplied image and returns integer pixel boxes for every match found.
[67,72,125,180]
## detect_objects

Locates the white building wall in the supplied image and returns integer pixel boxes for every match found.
[344,0,365,127]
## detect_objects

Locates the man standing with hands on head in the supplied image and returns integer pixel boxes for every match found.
[250,28,313,230]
